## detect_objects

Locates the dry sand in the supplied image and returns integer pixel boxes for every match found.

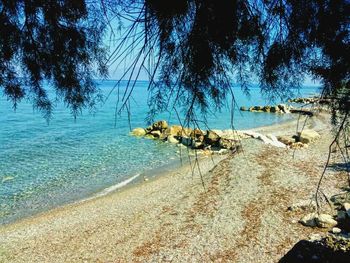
[0,113,347,262]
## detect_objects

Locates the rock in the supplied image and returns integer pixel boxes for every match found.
[167,135,179,144]
[181,137,192,147]
[150,130,161,138]
[300,213,317,227]
[131,128,147,136]
[191,140,204,149]
[343,203,350,217]
[152,120,168,131]
[144,134,155,139]
[337,211,347,221]
[165,125,182,136]
[309,233,323,241]
[254,106,263,111]
[205,130,221,146]
[277,135,295,146]
[315,214,338,228]
[263,105,271,112]
[219,138,236,150]
[297,129,321,144]
[270,106,280,113]
[190,129,205,140]
[240,106,247,111]
[278,104,290,113]
[178,127,192,137]
[331,193,350,207]
[343,203,350,211]
[332,227,342,234]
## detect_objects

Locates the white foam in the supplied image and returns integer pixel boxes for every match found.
[79,173,141,203]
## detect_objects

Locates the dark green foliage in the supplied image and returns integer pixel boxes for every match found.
[0,0,107,119]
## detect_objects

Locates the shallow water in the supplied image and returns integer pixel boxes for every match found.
[0,80,319,225]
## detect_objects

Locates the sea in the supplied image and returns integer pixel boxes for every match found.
[0,80,319,225]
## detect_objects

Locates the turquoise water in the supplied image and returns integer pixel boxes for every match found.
[0,80,319,225]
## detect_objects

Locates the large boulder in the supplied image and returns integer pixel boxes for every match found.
[165,125,182,137]
[131,128,146,136]
[297,129,320,144]
[152,120,168,131]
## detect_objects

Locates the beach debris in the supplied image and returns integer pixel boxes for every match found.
[297,129,321,144]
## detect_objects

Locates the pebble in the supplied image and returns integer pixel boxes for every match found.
[332,227,342,234]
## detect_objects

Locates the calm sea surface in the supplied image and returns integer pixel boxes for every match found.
[0,80,319,224]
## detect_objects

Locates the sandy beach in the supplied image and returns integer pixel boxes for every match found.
[0,113,346,262]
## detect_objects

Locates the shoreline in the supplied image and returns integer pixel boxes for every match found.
[0,114,300,228]
[0,112,343,262]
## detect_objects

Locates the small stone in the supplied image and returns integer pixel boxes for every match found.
[332,227,342,234]
[240,106,247,111]
[315,214,338,228]
[309,233,322,241]
[300,213,317,227]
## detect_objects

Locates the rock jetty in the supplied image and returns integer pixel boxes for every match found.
[131,120,321,152]
[131,120,243,154]
[240,103,314,116]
